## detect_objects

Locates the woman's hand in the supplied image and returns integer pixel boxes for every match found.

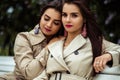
[93,53,112,73]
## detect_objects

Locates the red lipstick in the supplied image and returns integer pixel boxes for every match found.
[65,24,72,28]
[45,27,51,32]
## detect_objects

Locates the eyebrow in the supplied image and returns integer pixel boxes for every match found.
[44,14,50,18]
[72,12,79,14]
[44,14,61,22]
[62,12,79,14]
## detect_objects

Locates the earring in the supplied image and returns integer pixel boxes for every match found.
[34,27,40,34]
[81,23,87,38]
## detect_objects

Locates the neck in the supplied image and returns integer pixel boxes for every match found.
[46,35,53,43]
[64,32,79,47]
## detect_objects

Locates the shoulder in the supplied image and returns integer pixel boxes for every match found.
[16,24,41,39]
[15,30,34,42]
[102,38,119,48]
[48,36,65,45]
[15,24,46,46]
[14,32,31,46]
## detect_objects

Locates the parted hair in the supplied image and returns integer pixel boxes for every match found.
[63,0,103,74]
[39,0,64,37]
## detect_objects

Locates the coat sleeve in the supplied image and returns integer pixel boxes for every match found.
[102,39,120,66]
[14,32,48,79]
[33,70,48,80]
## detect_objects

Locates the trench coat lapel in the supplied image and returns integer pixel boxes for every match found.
[48,40,70,71]
[64,34,86,57]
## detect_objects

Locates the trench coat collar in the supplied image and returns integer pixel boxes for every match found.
[48,40,70,71]
[64,34,86,57]
[29,24,46,45]
[48,34,87,71]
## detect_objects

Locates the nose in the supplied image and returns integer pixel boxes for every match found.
[66,15,71,22]
[47,21,52,28]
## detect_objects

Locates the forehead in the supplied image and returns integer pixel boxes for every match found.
[63,3,80,13]
[44,8,61,20]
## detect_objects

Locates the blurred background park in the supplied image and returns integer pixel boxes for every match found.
[0,0,120,56]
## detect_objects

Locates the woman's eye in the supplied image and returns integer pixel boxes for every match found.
[44,17,49,21]
[54,21,60,25]
[72,14,78,18]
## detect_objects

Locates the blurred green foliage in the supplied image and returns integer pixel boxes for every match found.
[0,0,120,56]
[91,0,120,43]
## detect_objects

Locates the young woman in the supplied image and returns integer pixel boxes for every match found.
[34,0,120,80]
[0,0,64,80]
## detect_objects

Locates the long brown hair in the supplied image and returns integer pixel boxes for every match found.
[39,0,64,37]
[63,0,103,75]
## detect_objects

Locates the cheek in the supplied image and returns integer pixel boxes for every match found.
[76,19,84,27]
[53,26,61,33]
[62,18,65,25]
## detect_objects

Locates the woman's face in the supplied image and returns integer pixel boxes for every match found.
[40,8,61,36]
[62,3,84,35]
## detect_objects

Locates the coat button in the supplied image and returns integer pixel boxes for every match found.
[74,50,79,55]
[66,71,70,74]
[51,54,53,58]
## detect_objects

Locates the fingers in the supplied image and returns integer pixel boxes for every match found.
[93,56,108,73]
[93,62,103,73]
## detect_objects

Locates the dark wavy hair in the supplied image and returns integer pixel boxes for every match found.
[39,0,64,37]
[63,0,103,75]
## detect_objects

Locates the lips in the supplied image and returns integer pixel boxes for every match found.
[65,24,72,28]
[45,27,51,32]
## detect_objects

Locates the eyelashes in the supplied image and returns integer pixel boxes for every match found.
[62,13,78,18]
[44,16,61,26]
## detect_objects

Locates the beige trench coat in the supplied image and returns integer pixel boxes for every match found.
[0,24,48,80]
[34,34,120,80]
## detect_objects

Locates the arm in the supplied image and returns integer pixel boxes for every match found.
[33,70,48,80]
[102,39,120,66]
[14,32,48,79]
[93,39,120,73]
